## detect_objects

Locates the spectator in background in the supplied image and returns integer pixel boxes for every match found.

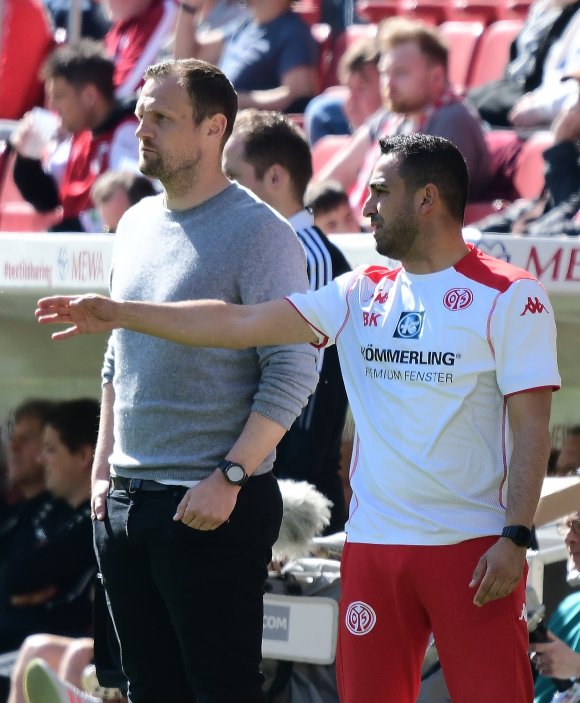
[223,109,351,533]
[43,0,110,40]
[554,427,580,476]
[102,0,177,99]
[473,87,580,236]
[5,400,56,507]
[173,0,250,65]
[304,179,362,234]
[468,0,580,129]
[90,171,157,233]
[10,40,139,233]
[305,37,382,145]
[0,399,99,655]
[174,0,318,113]
[0,0,55,121]
[313,18,492,222]
[531,513,580,703]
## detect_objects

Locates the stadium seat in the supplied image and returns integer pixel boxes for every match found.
[464,199,508,224]
[0,151,59,232]
[466,19,523,88]
[463,129,522,224]
[502,0,533,20]
[358,0,451,24]
[292,0,322,25]
[312,134,352,175]
[438,21,484,92]
[446,0,503,25]
[401,0,449,25]
[356,0,401,24]
[514,130,554,199]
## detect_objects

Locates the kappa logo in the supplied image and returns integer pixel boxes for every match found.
[519,603,527,622]
[345,601,377,636]
[363,311,382,327]
[443,288,473,311]
[394,311,424,339]
[520,297,548,316]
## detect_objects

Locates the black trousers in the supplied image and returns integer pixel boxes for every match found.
[93,472,283,703]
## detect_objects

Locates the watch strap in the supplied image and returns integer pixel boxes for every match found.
[501,525,533,548]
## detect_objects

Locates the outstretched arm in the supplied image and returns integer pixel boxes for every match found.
[36,294,318,348]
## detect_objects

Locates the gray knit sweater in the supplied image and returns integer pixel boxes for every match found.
[102,183,319,481]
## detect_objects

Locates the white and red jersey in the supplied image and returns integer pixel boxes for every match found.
[287,245,560,546]
[60,112,139,229]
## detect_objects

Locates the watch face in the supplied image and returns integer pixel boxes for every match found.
[225,464,245,483]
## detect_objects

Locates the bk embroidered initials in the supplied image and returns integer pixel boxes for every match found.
[363,312,382,327]
[520,297,547,316]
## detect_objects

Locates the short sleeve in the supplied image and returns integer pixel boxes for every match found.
[287,269,358,348]
[490,278,560,396]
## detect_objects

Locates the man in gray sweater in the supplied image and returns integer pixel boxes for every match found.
[90,59,318,703]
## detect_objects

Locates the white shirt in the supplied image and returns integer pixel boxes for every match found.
[288,246,560,546]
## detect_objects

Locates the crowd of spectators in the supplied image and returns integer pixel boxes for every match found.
[0,398,99,703]
[1,0,579,237]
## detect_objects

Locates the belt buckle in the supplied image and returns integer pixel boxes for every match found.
[128,479,142,494]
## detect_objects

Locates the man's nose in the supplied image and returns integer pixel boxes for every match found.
[135,120,151,139]
[362,195,375,218]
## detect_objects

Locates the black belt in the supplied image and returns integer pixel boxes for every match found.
[110,476,171,493]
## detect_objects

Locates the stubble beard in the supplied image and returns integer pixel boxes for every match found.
[374,212,419,261]
[140,148,203,192]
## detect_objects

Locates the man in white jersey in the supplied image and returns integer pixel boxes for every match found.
[35,133,560,703]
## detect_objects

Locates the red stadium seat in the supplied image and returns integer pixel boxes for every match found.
[293,0,322,25]
[446,0,503,25]
[502,0,533,20]
[0,151,59,232]
[312,134,352,175]
[514,130,554,199]
[358,0,450,25]
[356,0,400,24]
[463,129,522,223]
[464,199,508,224]
[400,0,449,25]
[466,19,523,88]
[438,21,484,92]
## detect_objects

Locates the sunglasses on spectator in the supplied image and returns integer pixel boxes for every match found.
[558,519,580,536]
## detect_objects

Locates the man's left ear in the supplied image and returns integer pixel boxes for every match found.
[416,184,437,215]
[265,163,287,190]
[79,444,94,471]
[206,113,228,140]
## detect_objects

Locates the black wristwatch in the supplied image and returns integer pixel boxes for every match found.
[217,460,248,487]
[501,525,533,548]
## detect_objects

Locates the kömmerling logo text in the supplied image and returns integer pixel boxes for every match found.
[360,345,457,366]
